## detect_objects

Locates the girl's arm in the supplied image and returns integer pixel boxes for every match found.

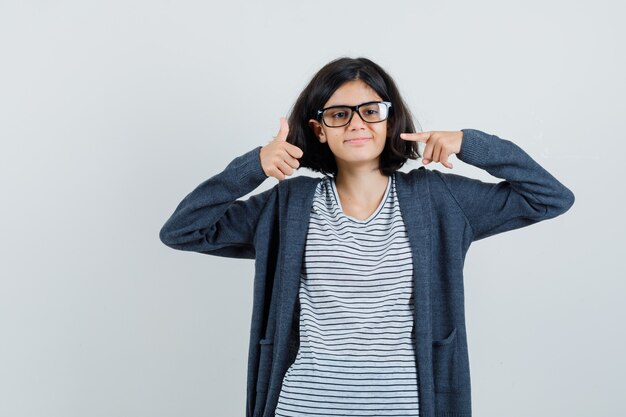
[159,146,271,259]
[435,129,575,242]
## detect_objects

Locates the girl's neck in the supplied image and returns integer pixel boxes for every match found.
[334,165,389,204]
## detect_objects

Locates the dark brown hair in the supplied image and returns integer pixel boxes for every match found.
[287,57,421,176]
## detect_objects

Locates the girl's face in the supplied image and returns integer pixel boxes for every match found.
[308,79,388,172]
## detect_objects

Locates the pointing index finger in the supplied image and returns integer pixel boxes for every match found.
[400,132,430,142]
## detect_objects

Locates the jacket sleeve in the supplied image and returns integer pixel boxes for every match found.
[159,146,272,259]
[434,129,575,242]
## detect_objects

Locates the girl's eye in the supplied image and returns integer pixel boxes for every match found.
[331,111,347,119]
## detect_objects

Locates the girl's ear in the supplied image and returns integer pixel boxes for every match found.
[308,119,326,143]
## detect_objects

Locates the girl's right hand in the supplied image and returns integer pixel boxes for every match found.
[260,117,303,181]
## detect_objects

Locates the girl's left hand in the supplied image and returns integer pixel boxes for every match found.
[400,130,464,169]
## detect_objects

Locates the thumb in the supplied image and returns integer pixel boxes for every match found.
[274,117,289,141]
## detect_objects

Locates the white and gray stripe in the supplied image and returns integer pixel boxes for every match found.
[275,173,419,416]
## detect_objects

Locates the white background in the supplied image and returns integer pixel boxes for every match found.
[1,0,624,416]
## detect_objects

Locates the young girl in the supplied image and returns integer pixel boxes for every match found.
[159,57,574,417]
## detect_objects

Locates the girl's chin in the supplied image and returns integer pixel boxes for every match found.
[334,154,383,167]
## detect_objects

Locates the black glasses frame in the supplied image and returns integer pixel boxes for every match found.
[316,101,392,128]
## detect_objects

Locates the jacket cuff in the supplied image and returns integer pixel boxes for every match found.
[458,129,493,166]
[233,146,269,183]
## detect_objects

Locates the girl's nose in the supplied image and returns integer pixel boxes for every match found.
[348,111,367,129]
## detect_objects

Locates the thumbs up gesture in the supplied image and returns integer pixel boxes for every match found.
[260,117,304,181]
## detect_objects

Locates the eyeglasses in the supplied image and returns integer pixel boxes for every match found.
[316,101,392,128]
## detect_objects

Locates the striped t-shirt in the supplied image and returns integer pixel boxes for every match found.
[275,173,420,417]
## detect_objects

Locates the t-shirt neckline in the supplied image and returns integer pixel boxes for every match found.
[329,174,392,224]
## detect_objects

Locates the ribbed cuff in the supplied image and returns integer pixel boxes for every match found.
[458,128,492,167]
[234,146,269,183]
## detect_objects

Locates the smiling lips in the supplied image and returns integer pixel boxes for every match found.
[345,137,371,145]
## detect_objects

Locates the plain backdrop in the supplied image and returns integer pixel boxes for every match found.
[1,1,624,416]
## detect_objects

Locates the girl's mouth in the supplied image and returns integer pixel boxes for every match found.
[345,137,371,145]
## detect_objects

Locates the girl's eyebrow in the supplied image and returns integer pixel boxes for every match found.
[323,100,382,108]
